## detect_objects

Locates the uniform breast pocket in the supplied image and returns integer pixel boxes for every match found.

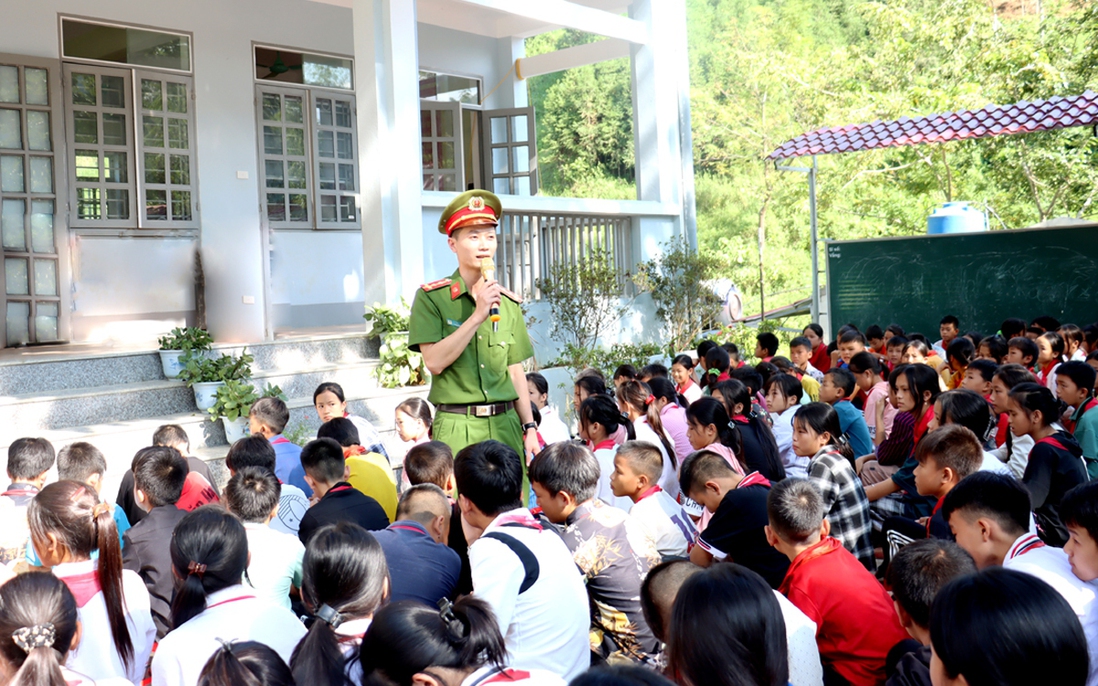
[486,331,514,368]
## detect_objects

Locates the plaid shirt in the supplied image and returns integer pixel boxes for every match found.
[808,449,875,570]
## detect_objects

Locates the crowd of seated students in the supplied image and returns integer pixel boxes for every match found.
[1,316,1097,686]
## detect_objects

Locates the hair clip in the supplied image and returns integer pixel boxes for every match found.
[187,561,207,578]
[91,502,110,519]
[437,598,465,639]
[645,395,655,405]
[11,624,55,653]
[707,368,720,376]
[316,604,344,629]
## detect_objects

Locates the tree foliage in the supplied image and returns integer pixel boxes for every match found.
[529,0,1098,315]
[535,248,630,350]
[634,237,724,352]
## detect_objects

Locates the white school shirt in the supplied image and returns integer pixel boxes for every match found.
[774,591,825,686]
[592,442,633,512]
[1003,533,1098,686]
[980,450,1014,476]
[243,522,305,610]
[634,417,680,501]
[61,667,134,686]
[771,408,809,479]
[151,585,306,686]
[468,509,590,681]
[538,405,572,445]
[992,431,1035,480]
[54,559,156,684]
[629,487,694,559]
[461,665,567,686]
[269,483,311,536]
[336,617,372,686]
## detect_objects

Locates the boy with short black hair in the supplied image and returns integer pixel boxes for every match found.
[610,441,693,560]
[865,325,886,357]
[317,416,397,522]
[886,336,909,370]
[1057,361,1098,479]
[789,336,825,382]
[296,437,389,545]
[123,445,189,638]
[404,440,456,492]
[1006,336,1038,369]
[249,396,308,495]
[766,478,907,686]
[912,425,985,539]
[756,332,780,363]
[456,439,590,680]
[224,466,304,610]
[943,472,1098,680]
[224,434,310,536]
[962,358,998,398]
[678,449,790,587]
[819,368,874,458]
[884,539,977,685]
[933,315,960,359]
[1,437,55,566]
[115,424,218,525]
[57,441,131,543]
[837,329,867,367]
[529,442,660,662]
[1061,481,1098,584]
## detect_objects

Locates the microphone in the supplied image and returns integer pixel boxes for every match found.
[481,258,500,332]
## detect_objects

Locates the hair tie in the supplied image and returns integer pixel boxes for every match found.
[315,604,344,629]
[12,624,55,653]
[437,598,467,641]
[707,368,720,377]
[645,395,655,405]
[187,561,207,579]
[91,502,110,519]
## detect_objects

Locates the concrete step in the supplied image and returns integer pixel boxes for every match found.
[3,384,430,503]
[0,359,387,436]
[0,331,379,396]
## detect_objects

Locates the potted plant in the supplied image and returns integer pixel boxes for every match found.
[157,327,213,379]
[208,381,285,443]
[178,348,254,411]
[364,299,428,388]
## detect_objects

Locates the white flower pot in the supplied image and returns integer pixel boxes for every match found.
[222,416,250,443]
[159,350,186,378]
[192,381,225,411]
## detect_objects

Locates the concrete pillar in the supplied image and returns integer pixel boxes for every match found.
[353,0,425,305]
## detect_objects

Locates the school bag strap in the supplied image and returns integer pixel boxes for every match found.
[482,531,540,594]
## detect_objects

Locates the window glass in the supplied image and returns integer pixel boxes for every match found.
[62,19,191,72]
[255,48,352,90]
[419,71,481,104]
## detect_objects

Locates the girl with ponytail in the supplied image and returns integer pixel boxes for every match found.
[27,481,155,683]
[0,572,133,686]
[359,596,565,686]
[684,398,748,476]
[290,522,390,686]
[617,381,680,500]
[710,380,786,482]
[791,403,875,570]
[152,507,306,686]
[579,395,636,510]
[198,642,295,686]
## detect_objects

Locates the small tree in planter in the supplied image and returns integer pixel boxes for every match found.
[208,381,286,443]
[634,237,724,355]
[536,248,632,351]
[157,327,213,379]
[178,348,254,411]
[364,299,428,389]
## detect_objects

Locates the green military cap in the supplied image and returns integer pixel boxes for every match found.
[438,190,503,236]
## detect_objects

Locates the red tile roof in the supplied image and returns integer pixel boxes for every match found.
[767,90,1098,161]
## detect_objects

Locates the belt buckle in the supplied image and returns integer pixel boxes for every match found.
[475,405,492,418]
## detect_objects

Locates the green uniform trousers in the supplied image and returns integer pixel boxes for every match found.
[433,407,529,504]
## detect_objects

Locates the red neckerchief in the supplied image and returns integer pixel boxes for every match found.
[270,435,291,446]
[737,471,770,489]
[927,498,944,537]
[779,536,843,595]
[914,405,935,444]
[1035,435,1068,452]
[731,414,749,424]
[473,667,534,685]
[593,439,617,452]
[389,523,430,537]
[206,593,257,610]
[491,510,543,531]
[1037,360,1058,384]
[58,568,101,608]
[325,483,354,497]
[0,487,37,499]
[343,445,367,458]
[1007,533,1046,559]
[1065,397,1098,434]
[636,485,662,502]
[676,378,695,395]
[995,412,1010,447]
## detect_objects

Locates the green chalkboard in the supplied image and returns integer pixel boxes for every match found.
[826,225,1098,338]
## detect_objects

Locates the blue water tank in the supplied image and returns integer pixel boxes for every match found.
[927,202,988,235]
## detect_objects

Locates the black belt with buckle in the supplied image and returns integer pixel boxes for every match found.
[437,402,514,418]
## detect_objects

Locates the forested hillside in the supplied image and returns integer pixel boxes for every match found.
[527,0,1098,313]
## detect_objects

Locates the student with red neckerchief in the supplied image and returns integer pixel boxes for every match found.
[1035,331,1067,397]
[1007,383,1086,547]
[577,394,635,512]
[289,522,389,686]
[296,439,389,547]
[610,442,694,560]
[151,507,305,686]
[1058,361,1098,480]
[803,323,832,373]
[618,381,680,500]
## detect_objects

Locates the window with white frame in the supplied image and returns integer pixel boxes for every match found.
[60,19,198,229]
[254,47,359,229]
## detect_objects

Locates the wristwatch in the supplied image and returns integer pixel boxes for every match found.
[522,422,538,433]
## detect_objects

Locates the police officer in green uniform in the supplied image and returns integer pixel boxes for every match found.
[408,190,541,465]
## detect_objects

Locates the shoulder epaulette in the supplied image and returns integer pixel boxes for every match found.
[500,286,523,304]
[421,278,452,292]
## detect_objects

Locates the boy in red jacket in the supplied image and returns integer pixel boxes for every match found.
[766,478,907,686]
